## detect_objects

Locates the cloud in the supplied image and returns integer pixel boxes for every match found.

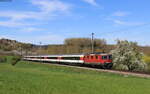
[31,0,71,13]
[18,33,65,44]
[106,11,145,26]
[0,20,34,27]
[20,27,44,32]
[37,34,65,44]
[113,19,145,26]
[0,36,2,39]
[112,11,130,17]
[82,0,98,6]
[0,11,41,21]
[0,0,71,29]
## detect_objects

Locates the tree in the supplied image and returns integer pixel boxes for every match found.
[111,40,147,71]
[64,38,107,54]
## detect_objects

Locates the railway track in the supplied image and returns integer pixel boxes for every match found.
[31,61,150,78]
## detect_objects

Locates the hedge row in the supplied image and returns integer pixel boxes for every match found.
[0,55,7,63]
[11,56,21,66]
[0,55,21,66]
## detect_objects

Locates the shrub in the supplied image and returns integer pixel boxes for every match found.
[111,40,147,71]
[0,55,7,63]
[11,56,21,66]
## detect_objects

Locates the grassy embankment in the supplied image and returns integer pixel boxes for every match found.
[0,56,150,94]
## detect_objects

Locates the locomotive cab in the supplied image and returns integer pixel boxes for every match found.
[101,55,113,69]
[84,53,113,69]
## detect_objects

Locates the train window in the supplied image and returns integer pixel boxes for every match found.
[102,56,107,60]
[38,57,44,59]
[47,57,57,59]
[91,56,93,59]
[73,57,80,60]
[62,57,80,60]
[109,55,112,59]
[85,56,87,58]
[87,56,89,59]
[96,56,98,59]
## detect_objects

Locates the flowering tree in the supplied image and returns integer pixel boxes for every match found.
[111,40,147,71]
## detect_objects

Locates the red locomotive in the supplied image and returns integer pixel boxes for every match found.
[23,53,113,69]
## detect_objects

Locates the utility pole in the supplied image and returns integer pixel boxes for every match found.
[39,42,42,62]
[20,44,22,56]
[39,42,42,55]
[91,33,94,53]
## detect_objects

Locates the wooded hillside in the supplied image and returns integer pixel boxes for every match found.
[0,38,149,56]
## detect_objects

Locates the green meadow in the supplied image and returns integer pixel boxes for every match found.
[0,57,150,94]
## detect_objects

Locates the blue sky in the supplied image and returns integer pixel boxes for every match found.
[0,0,150,46]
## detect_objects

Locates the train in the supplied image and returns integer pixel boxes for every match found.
[23,53,113,69]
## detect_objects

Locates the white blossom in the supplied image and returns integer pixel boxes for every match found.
[111,40,147,71]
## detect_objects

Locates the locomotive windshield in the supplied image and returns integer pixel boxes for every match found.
[102,56,107,60]
[102,55,112,60]
[109,55,112,60]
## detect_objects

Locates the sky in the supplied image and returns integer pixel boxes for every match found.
[0,0,150,46]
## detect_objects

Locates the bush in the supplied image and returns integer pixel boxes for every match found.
[111,40,147,72]
[11,56,21,66]
[0,55,7,63]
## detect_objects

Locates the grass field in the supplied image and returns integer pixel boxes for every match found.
[0,59,150,94]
